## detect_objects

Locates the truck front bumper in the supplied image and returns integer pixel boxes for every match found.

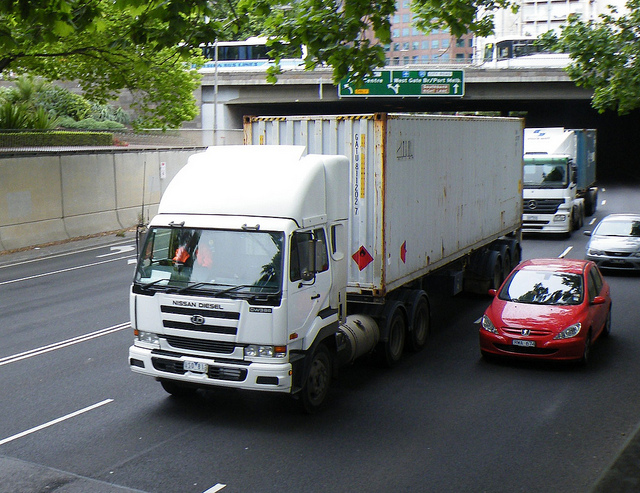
[522,213,571,234]
[129,345,293,394]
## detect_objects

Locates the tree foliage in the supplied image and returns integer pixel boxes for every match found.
[1,0,524,127]
[541,0,640,115]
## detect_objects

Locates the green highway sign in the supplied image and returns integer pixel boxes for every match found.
[339,69,464,98]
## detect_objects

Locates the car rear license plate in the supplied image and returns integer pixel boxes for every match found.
[513,339,535,348]
[184,360,207,373]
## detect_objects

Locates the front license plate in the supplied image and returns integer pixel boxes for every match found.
[184,360,207,373]
[525,215,539,221]
[513,339,535,348]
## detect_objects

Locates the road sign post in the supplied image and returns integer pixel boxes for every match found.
[339,69,465,98]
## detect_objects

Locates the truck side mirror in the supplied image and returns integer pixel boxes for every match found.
[300,239,317,282]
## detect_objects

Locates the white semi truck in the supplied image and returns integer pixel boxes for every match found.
[522,127,597,235]
[129,113,523,412]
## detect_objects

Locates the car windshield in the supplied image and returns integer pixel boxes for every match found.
[135,227,283,296]
[498,269,583,305]
[523,162,568,188]
[595,219,640,237]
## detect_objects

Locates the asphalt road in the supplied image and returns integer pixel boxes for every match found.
[1,183,640,493]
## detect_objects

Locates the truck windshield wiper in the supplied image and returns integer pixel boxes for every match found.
[138,279,170,289]
[176,281,229,294]
[215,284,256,296]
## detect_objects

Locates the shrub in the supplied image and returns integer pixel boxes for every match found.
[0,131,113,147]
[58,117,126,130]
[37,86,92,121]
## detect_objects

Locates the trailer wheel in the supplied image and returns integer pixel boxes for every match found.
[407,292,430,352]
[380,304,407,368]
[489,254,503,291]
[300,344,332,414]
[490,243,510,285]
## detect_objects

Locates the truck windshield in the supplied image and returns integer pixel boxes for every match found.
[523,162,568,188]
[134,227,283,296]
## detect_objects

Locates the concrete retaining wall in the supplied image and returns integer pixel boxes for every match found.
[0,148,204,252]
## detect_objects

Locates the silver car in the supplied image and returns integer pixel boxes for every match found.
[585,214,640,270]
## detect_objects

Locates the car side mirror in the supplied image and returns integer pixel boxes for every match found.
[591,296,606,305]
[488,288,497,297]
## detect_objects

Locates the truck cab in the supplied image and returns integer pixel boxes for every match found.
[521,127,597,235]
[129,146,350,412]
[522,155,584,234]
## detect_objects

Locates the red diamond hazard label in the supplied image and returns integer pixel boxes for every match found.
[352,246,373,271]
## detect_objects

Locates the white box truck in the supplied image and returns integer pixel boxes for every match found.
[522,127,598,235]
[129,113,523,412]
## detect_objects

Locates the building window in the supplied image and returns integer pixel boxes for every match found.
[412,41,419,50]
[442,39,450,48]
[456,38,465,48]
[431,39,439,49]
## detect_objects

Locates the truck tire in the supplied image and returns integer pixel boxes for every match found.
[378,303,407,368]
[490,243,511,284]
[494,238,521,270]
[407,291,430,352]
[300,344,332,414]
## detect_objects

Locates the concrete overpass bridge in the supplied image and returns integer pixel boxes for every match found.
[197,66,640,182]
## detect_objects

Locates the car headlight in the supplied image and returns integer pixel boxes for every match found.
[554,323,581,340]
[481,314,498,334]
[631,251,640,258]
[587,248,605,256]
[244,344,287,359]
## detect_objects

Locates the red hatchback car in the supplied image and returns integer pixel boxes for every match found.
[479,258,612,364]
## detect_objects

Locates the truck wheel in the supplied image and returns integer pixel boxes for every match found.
[160,379,198,398]
[407,293,430,352]
[300,344,332,414]
[380,306,407,367]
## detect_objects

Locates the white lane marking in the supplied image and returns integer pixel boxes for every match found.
[203,484,227,493]
[601,199,607,206]
[97,245,136,257]
[589,217,597,226]
[0,255,135,286]
[0,399,114,446]
[558,246,573,259]
[0,240,135,269]
[0,322,130,367]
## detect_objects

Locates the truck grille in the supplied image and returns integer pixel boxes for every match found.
[160,304,239,335]
[165,335,235,354]
[523,199,563,214]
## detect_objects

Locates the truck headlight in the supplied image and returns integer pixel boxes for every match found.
[244,345,287,358]
[481,315,498,334]
[554,323,581,340]
[135,330,160,347]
